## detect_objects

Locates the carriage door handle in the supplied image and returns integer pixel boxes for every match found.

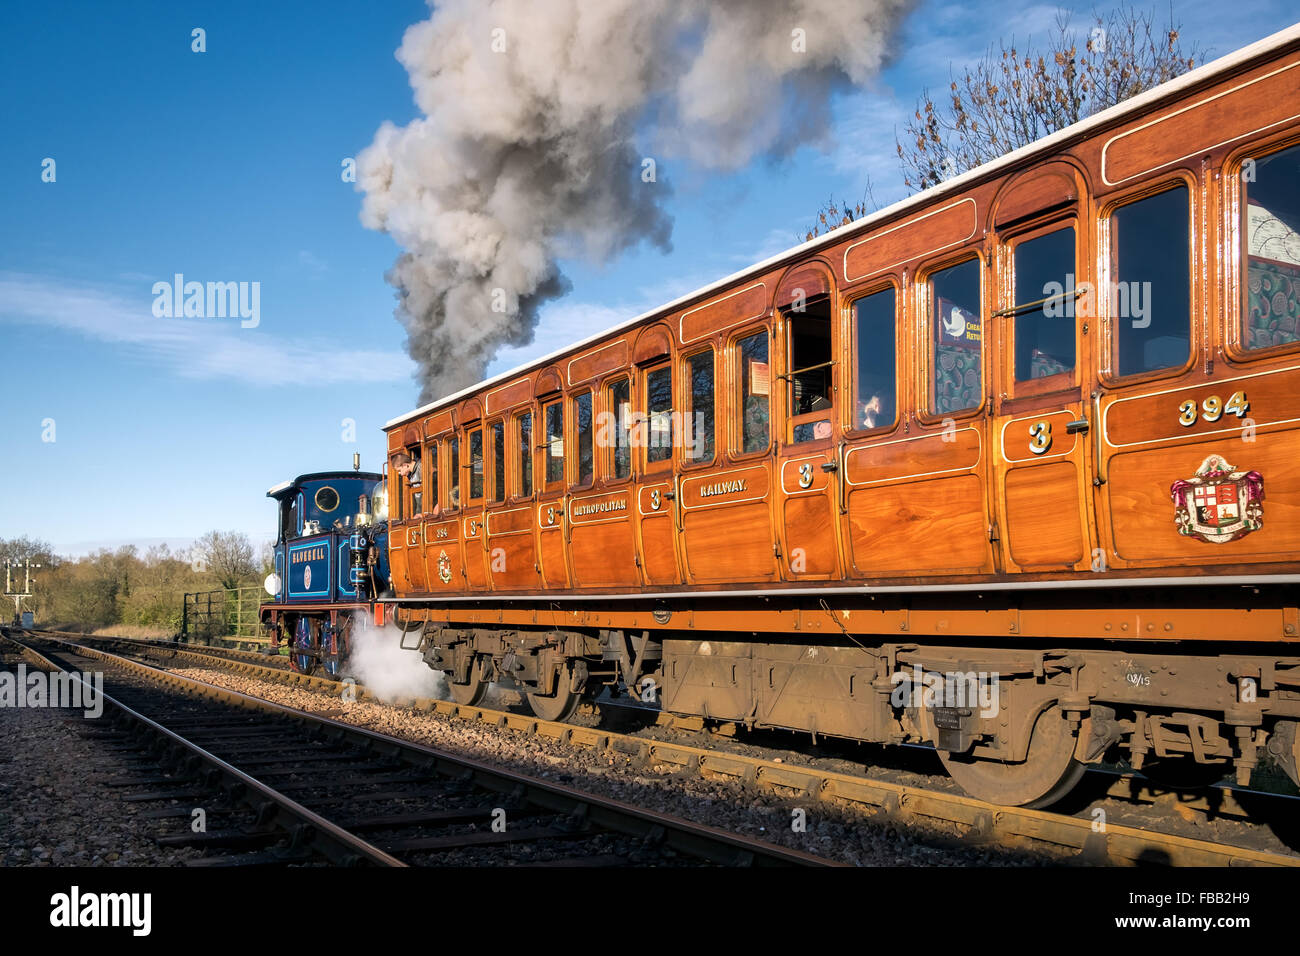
[1065,414,1089,434]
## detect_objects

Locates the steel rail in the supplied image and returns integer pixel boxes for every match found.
[58,629,1300,868]
[10,631,834,867]
[2,632,405,867]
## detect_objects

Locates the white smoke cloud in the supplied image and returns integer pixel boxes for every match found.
[359,0,913,403]
[346,621,447,703]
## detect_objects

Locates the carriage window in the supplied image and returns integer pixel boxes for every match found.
[930,258,982,415]
[448,436,460,509]
[405,446,422,515]
[516,411,533,496]
[1012,226,1076,381]
[424,440,439,512]
[490,421,505,504]
[1111,186,1190,375]
[646,364,672,465]
[684,349,715,463]
[468,428,484,500]
[608,378,632,479]
[574,391,594,486]
[789,299,833,443]
[737,331,770,453]
[543,400,564,488]
[1243,144,1300,350]
[853,287,897,430]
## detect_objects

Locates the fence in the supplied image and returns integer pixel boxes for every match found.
[182,587,265,641]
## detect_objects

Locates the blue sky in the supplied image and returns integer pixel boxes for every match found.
[1,0,1294,557]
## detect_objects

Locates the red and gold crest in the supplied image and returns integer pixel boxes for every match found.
[437,549,453,584]
[1170,455,1264,544]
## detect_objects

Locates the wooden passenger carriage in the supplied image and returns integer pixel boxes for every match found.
[381,25,1300,807]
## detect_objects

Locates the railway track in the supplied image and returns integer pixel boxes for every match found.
[1,629,834,867]
[34,628,1300,867]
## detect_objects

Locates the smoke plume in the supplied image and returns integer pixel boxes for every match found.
[359,0,912,403]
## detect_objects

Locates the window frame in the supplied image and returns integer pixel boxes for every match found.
[445,433,462,513]
[1097,173,1199,387]
[1225,133,1300,363]
[919,249,987,424]
[488,418,507,505]
[781,296,837,446]
[602,374,634,484]
[999,217,1081,401]
[731,324,773,460]
[540,398,565,493]
[679,345,718,471]
[642,359,674,474]
[570,389,595,490]
[513,408,534,501]
[846,280,902,438]
[422,436,441,514]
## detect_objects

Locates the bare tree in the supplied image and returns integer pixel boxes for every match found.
[803,183,881,243]
[896,5,1206,191]
[193,531,257,590]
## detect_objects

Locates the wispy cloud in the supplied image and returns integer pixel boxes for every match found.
[0,271,411,386]
[298,250,327,276]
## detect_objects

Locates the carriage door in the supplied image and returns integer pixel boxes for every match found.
[774,268,843,580]
[991,169,1096,574]
[535,392,570,589]
[461,420,489,589]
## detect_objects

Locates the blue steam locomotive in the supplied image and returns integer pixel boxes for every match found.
[259,466,391,676]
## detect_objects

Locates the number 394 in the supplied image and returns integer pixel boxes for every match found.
[1179,391,1249,426]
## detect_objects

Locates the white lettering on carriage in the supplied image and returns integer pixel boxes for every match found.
[573,498,628,517]
[700,479,748,498]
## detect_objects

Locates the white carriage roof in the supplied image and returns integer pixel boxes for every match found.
[386,21,1300,431]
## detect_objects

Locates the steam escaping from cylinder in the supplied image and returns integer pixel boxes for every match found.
[358,0,913,403]
[346,621,447,703]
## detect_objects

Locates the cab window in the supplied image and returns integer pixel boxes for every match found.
[929,258,982,415]
[1243,144,1300,350]
[737,331,770,454]
[853,287,897,430]
[1111,185,1190,375]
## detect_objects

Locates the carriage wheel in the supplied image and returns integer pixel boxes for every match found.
[526,662,581,722]
[448,674,488,706]
[289,617,317,676]
[938,703,1086,808]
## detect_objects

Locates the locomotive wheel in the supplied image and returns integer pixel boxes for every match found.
[526,663,580,722]
[289,618,317,676]
[938,703,1086,808]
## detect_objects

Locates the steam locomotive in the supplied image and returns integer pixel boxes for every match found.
[258,468,391,676]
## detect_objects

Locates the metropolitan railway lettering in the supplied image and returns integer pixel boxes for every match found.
[700,479,748,497]
[573,498,627,517]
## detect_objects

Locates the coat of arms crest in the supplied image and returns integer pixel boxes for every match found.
[437,550,453,584]
[1169,454,1264,544]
